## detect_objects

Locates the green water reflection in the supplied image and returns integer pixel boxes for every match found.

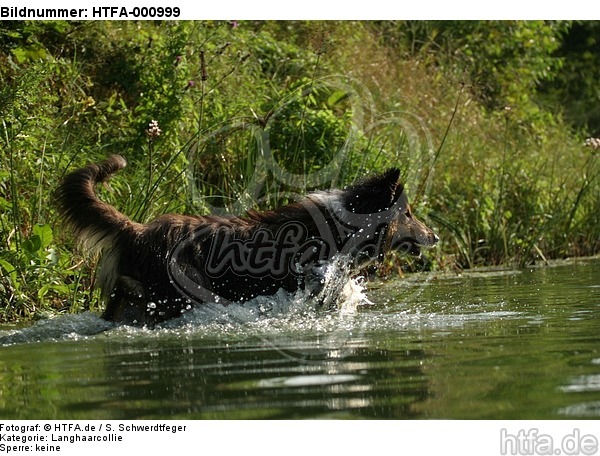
[0,259,598,419]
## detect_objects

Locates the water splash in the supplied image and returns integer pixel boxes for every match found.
[0,312,114,346]
[0,260,371,347]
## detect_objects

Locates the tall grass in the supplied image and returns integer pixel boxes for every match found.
[0,21,598,322]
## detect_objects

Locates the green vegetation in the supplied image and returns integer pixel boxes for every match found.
[1,21,598,322]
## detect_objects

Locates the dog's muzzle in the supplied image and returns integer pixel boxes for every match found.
[394,233,439,257]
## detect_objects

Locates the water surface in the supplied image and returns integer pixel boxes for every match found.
[0,258,598,419]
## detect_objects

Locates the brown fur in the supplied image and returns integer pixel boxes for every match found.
[56,155,438,326]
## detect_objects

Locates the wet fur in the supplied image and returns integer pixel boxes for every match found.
[56,155,437,326]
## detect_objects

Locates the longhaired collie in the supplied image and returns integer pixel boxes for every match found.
[56,155,438,326]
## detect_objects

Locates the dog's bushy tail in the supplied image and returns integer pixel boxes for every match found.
[56,155,139,256]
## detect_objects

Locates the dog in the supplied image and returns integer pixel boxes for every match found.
[56,155,438,326]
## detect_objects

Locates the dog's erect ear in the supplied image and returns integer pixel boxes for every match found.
[392,179,405,205]
[343,168,403,214]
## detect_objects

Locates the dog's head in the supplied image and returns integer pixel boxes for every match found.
[327,168,438,263]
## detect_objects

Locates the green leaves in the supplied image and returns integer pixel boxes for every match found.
[11,43,48,63]
[327,90,349,107]
[0,220,95,319]
[0,259,20,292]
[22,224,53,257]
